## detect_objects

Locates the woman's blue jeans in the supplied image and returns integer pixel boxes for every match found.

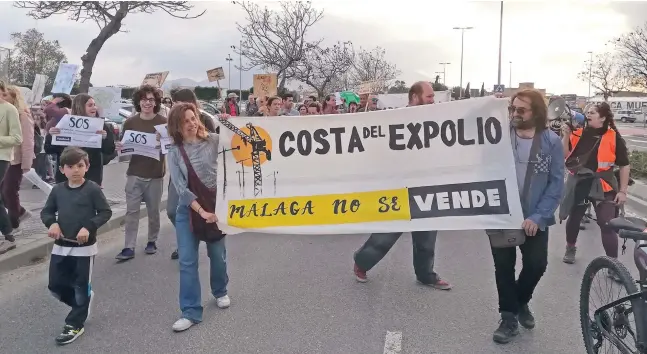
[175,205,228,323]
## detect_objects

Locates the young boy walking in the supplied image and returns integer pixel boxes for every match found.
[40,147,112,345]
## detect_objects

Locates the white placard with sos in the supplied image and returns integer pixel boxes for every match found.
[119,130,160,160]
[154,124,172,155]
[53,114,104,148]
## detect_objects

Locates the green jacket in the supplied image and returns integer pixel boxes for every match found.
[0,102,23,162]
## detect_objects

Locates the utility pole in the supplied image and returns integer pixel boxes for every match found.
[497,1,504,85]
[453,26,473,98]
[226,54,233,92]
[439,62,451,85]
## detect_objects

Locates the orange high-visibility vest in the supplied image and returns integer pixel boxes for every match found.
[568,128,616,192]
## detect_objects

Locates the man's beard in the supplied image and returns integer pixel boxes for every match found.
[511,116,534,129]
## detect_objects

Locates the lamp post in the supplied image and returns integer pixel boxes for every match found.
[231,41,243,94]
[453,26,473,98]
[225,54,233,92]
[587,51,593,98]
[497,1,504,86]
[439,62,451,85]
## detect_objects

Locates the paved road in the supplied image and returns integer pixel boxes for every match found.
[1,213,643,354]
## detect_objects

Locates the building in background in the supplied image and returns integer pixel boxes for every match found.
[500,82,547,97]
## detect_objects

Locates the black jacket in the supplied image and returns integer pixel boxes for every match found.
[45,123,116,185]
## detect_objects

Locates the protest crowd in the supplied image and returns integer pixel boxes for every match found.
[0,72,635,351]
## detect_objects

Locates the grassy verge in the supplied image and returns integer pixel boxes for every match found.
[630,150,647,180]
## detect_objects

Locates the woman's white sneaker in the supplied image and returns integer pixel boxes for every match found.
[216,295,230,309]
[172,318,194,332]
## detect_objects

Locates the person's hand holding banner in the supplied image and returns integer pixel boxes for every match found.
[118,130,160,160]
[52,114,104,149]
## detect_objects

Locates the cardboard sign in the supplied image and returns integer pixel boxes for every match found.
[141,71,169,88]
[207,67,226,82]
[253,74,278,97]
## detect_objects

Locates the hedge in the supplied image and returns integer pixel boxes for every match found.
[630,150,647,179]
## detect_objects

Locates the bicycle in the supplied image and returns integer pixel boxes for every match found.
[580,216,647,353]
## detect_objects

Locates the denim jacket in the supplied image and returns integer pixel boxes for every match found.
[514,128,565,230]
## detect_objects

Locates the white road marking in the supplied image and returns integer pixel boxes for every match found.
[383,331,402,354]
[627,139,647,146]
[628,193,647,207]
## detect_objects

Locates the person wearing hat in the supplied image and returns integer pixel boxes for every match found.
[222,93,240,116]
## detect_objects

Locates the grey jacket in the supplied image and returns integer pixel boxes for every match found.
[558,168,618,221]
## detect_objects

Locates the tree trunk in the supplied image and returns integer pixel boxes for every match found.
[78,5,128,93]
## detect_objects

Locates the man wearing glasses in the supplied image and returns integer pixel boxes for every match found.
[489,89,564,344]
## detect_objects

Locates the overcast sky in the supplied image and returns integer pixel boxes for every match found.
[1,0,646,95]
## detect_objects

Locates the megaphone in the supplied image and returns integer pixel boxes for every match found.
[547,96,574,135]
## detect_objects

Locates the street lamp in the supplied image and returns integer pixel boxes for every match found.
[497,1,504,86]
[439,62,451,85]
[453,26,473,98]
[225,54,233,91]
[230,41,243,95]
[587,51,593,98]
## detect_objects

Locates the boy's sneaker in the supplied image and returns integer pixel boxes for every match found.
[144,242,157,255]
[0,240,16,255]
[87,290,95,321]
[216,295,231,309]
[354,263,367,283]
[115,248,135,260]
[55,325,84,345]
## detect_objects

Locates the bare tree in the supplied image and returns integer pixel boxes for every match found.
[577,52,629,101]
[2,28,67,90]
[292,42,354,98]
[349,46,400,93]
[233,1,323,90]
[14,1,205,93]
[615,24,647,90]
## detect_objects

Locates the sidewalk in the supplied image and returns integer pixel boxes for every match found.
[0,161,169,272]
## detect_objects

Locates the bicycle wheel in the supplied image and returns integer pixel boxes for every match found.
[580,256,645,353]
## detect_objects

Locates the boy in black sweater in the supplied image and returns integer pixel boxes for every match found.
[41,147,112,345]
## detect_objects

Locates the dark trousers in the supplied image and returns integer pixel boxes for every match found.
[0,161,13,237]
[48,255,93,328]
[0,164,27,228]
[354,231,439,283]
[33,153,50,180]
[491,229,549,314]
[566,193,619,257]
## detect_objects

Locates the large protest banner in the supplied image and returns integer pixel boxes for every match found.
[214,97,523,235]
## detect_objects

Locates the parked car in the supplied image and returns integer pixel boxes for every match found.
[616,110,641,123]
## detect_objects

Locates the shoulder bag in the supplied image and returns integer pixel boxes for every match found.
[178,144,225,243]
[486,128,542,248]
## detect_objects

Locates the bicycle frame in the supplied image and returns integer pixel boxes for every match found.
[593,241,647,353]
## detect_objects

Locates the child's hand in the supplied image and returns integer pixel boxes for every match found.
[48,223,62,239]
[76,227,90,244]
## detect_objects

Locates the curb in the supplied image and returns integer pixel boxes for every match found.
[0,198,168,273]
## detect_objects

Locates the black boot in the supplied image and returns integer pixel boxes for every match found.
[493,312,519,344]
[518,303,536,329]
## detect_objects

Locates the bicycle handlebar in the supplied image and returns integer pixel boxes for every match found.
[618,229,647,242]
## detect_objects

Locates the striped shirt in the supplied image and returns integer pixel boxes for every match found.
[167,133,219,206]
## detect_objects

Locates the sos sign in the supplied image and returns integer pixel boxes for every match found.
[68,117,90,130]
[128,132,148,145]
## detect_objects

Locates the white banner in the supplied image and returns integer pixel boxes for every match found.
[154,124,172,154]
[29,74,48,106]
[53,114,104,148]
[118,130,160,160]
[51,63,79,94]
[214,97,523,235]
[89,87,122,118]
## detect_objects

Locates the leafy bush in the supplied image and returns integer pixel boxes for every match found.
[629,150,647,179]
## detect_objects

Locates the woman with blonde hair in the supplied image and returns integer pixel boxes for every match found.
[0,85,35,235]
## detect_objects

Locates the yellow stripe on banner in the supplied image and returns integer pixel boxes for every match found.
[227,188,411,228]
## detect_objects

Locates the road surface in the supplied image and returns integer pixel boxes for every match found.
[1,214,641,354]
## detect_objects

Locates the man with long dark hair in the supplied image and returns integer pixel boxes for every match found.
[115,85,167,260]
[490,89,564,344]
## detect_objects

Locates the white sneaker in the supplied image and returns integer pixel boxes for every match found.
[18,210,32,222]
[172,318,194,332]
[11,227,22,237]
[216,295,230,309]
[87,290,95,321]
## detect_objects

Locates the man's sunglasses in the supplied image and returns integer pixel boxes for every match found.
[508,105,530,115]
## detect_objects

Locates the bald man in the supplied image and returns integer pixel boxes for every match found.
[352,81,452,290]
